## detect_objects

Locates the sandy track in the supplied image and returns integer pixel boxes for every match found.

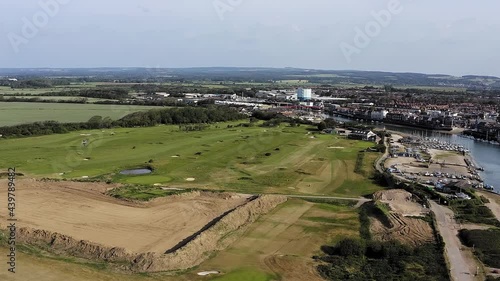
[430,201,478,281]
[0,179,248,254]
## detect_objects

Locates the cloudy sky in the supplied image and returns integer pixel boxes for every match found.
[1,0,499,76]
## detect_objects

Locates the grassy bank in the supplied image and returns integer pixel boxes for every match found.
[459,229,500,268]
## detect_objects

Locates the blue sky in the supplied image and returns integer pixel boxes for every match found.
[1,0,499,76]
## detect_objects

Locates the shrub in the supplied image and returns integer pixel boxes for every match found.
[337,238,365,257]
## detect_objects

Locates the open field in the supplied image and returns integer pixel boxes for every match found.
[200,199,360,280]
[0,123,382,197]
[0,102,159,126]
[0,179,249,254]
[2,96,114,103]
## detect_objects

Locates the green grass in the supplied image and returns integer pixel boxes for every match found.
[3,96,113,102]
[210,269,276,281]
[459,229,500,268]
[0,123,382,197]
[107,185,190,201]
[0,102,159,126]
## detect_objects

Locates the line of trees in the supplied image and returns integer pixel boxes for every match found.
[0,106,246,138]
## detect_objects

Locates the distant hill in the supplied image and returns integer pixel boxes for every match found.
[1,67,499,89]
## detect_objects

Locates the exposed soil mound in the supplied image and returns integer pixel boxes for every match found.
[6,181,287,273]
[0,179,249,254]
[370,213,434,246]
[132,195,287,272]
[373,189,429,217]
[17,228,133,263]
[370,190,433,246]
[373,189,413,202]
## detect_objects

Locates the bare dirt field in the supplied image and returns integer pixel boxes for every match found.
[0,179,249,254]
[371,213,434,246]
[370,190,434,246]
[373,189,429,217]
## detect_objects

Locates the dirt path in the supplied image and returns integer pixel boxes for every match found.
[375,137,390,174]
[429,201,481,281]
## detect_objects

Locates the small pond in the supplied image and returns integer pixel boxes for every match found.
[119,168,152,175]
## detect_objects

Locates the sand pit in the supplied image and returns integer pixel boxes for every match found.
[0,179,248,254]
[370,190,433,246]
[373,189,429,217]
[370,213,434,246]
[197,271,220,276]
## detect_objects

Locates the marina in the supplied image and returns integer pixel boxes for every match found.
[328,114,500,193]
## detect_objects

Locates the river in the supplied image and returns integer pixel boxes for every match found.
[329,115,500,193]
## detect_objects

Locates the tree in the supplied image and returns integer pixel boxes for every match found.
[318,121,327,131]
[337,238,365,257]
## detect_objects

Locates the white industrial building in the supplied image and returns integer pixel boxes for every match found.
[297,88,312,101]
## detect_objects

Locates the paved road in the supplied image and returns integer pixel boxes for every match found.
[430,201,478,281]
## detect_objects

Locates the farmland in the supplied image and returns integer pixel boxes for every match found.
[0,122,382,197]
[0,102,159,126]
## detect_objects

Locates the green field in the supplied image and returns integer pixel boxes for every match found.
[0,102,159,126]
[0,123,382,197]
[2,96,113,103]
[203,199,360,280]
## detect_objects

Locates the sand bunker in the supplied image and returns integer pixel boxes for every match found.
[185,178,196,181]
[197,271,220,276]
